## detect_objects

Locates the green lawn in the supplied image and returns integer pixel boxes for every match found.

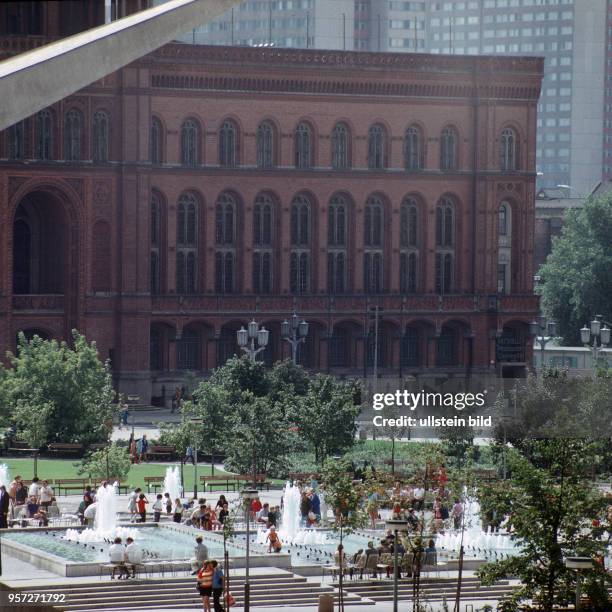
[0,457,229,494]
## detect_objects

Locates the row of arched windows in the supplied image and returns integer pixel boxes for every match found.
[7,108,110,162]
[148,190,513,297]
[151,117,521,172]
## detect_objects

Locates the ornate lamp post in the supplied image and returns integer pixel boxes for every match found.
[237,320,269,363]
[241,488,259,612]
[529,315,556,371]
[565,557,594,611]
[385,518,409,612]
[281,312,309,364]
[580,315,610,371]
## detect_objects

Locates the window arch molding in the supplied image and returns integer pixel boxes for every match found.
[404,122,425,171]
[294,118,317,169]
[92,108,111,162]
[256,117,279,168]
[218,116,242,167]
[499,123,522,172]
[180,116,203,167]
[35,107,56,160]
[63,106,84,161]
[367,120,391,170]
[330,119,354,170]
[150,115,166,164]
[440,124,460,171]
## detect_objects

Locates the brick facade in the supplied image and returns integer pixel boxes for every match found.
[0,41,543,403]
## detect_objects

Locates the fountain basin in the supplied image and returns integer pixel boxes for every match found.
[2,524,290,577]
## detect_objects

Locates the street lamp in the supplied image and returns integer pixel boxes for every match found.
[565,556,594,611]
[190,418,203,498]
[237,320,269,363]
[241,488,259,612]
[281,312,309,364]
[580,315,610,371]
[529,315,556,371]
[385,518,409,612]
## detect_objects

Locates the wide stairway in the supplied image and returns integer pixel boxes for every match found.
[11,571,369,610]
[342,574,515,603]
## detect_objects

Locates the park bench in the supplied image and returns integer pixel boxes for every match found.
[48,443,84,456]
[147,445,176,460]
[201,475,240,492]
[55,478,89,495]
[238,473,271,491]
[8,440,39,456]
[144,476,165,493]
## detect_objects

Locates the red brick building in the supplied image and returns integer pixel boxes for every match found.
[0,38,543,403]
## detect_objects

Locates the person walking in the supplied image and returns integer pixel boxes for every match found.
[196,560,214,612]
[211,560,225,612]
[191,536,209,575]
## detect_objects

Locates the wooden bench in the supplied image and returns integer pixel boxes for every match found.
[48,443,84,456]
[8,440,38,455]
[144,476,165,493]
[201,475,240,492]
[147,445,176,460]
[238,474,271,491]
[55,478,89,495]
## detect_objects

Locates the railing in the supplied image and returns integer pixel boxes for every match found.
[12,294,64,311]
[151,293,538,314]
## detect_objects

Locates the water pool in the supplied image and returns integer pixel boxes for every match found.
[4,525,244,563]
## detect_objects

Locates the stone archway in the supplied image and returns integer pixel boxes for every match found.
[12,189,70,295]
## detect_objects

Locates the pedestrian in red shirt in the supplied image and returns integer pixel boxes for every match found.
[250,497,262,522]
[136,493,148,523]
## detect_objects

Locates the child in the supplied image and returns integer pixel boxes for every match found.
[266,526,282,553]
[136,493,148,523]
[128,488,141,522]
[152,494,163,522]
[173,498,183,523]
[164,492,172,515]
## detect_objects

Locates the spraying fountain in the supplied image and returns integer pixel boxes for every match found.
[0,464,10,488]
[64,481,136,543]
[163,465,183,502]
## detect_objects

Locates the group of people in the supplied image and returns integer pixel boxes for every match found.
[4,475,57,527]
[108,536,143,579]
[128,434,149,464]
[250,497,281,529]
[190,536,227,612]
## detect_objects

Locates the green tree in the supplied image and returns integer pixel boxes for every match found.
[78,442,131,481]
[0,331,115,447]
[539,193,612,344]
[477,440,612,612]
[290,375,361,466]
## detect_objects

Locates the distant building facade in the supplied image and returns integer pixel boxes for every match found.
[0,31,543,401]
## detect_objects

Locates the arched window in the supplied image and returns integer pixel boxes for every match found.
[404,125,423,170]
[253,193,274,293]
[219,119,238,167]
[328,195,347,293]
[501,127,518,171]
[8,120,25,160]
[253,193,273,246]
[331,122,350,169]
[328,196,346,247]
[36,109,54,160]
[400,197,419,293]
[176,192,198,294]
[497,201,512,294]
[364,196,383,247]
[440,126,458,170]
[435,198,455,294]
[257,121,274,168]
[92,110,109,162]
[64,108,83,161]
[215,193,236,245]
[180,118,199,167]
[436,326,456,366]
[367,124,386,169]
[401,327,419,367]
[290,194,311,294]
[400,198,418,248]
[291,195,310,246]
[150,192,162,293]
[364,195,384,293]
[150,116,163,164]
[215,193,237,294]
[436,198,454,247]
[294,122,312,169]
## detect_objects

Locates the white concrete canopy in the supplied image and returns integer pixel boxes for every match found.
[0,0,240,131]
